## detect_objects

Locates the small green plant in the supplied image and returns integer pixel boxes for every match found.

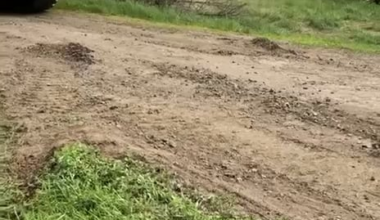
[18,143,254,220]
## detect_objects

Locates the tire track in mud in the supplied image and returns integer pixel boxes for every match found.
[150,61,380,162]
[128,105,376,220]
[151,62,380,155]
[111,108,358,220]
[146,62,380,219]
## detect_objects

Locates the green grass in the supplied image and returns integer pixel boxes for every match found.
[12,143,253,220]
[0,107,18,220]
[56,0,380,53]
[0,122,11,220]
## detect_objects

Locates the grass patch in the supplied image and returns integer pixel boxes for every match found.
[14,143,253,220]
[56,0,380,53]
[0,107,19,220]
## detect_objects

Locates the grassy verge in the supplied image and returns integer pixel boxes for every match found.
[56,0,380,53]
[11,143,253,220]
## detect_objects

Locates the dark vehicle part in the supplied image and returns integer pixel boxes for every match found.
[0,0,57,13]
[22,0,57,12]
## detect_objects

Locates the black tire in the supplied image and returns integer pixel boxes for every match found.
[23,0,57,13]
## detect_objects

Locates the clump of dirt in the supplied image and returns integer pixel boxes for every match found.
[214,49,238,56]
[251,37,297,55]
[251,37,282,51]
[25,42,95,65]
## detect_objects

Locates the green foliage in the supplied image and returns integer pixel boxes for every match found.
[56,0,380,53]
[20,144,253,220]
[0,111,18,220]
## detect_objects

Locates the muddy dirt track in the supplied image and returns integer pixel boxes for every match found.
[1,11,380,220]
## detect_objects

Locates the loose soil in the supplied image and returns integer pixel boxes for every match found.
[251,37,296,55]
[0,11,380,220]
[24,42,95,66]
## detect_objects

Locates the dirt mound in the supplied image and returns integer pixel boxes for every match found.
[251,37,296,55]
[25,42,95,65]
[251,37,282,51]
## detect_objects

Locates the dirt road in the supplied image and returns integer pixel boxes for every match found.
[1,11,380,220]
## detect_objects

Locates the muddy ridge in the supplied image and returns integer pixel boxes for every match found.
[153,62,380,148]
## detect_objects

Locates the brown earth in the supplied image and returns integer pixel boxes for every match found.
[1,11,380,220]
